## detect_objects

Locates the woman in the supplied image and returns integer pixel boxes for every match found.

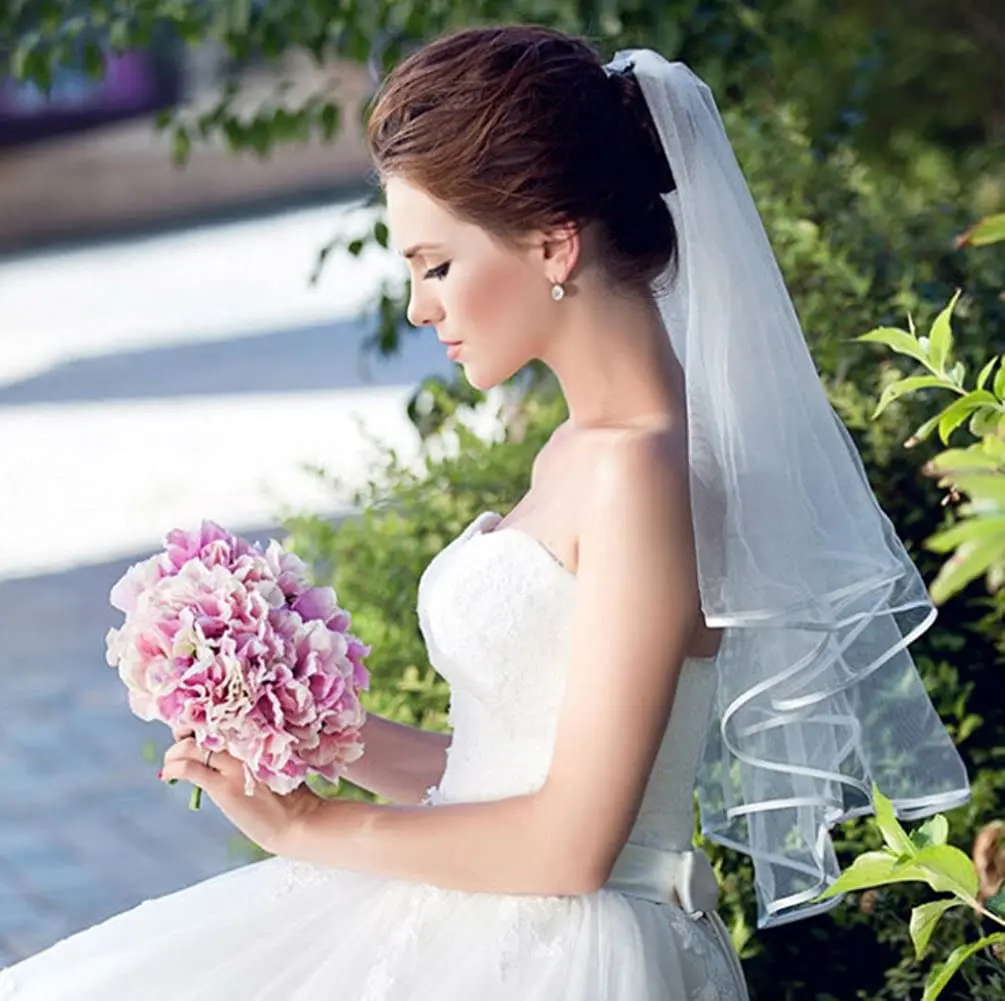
[0,24,968,1001]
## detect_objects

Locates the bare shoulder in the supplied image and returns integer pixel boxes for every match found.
[590,423,690,518]
[583,423,700,613]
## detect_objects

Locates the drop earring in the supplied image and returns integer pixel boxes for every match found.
[550,282,566,302]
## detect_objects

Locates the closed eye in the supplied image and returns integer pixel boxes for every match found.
[424,262,451,281]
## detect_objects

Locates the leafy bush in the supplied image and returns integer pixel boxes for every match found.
[819,787,1003,1001]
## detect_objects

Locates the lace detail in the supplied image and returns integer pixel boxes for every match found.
[269,858,333,899]
[358,884,455,1001]
[670,912,747,1001]
[497,896,569,983]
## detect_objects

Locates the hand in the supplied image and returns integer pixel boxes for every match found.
[160,737,323,856]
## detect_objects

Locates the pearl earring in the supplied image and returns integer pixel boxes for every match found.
[550,282,566,302]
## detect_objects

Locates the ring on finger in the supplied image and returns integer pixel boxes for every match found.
[204,749,214,769]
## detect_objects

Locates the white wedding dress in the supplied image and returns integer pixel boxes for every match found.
[1,511,748,1000]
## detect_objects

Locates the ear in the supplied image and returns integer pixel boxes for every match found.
[537,221,581,284]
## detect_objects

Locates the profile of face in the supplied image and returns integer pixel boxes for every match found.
[385,176,570,391]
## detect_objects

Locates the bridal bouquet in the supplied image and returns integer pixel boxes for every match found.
[105,521,370,810]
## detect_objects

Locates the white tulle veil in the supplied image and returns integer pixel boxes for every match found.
[605,49,971,928]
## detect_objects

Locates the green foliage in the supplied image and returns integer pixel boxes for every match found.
[822,220,1005,1001]
[852,218,1005,604]
[816,787,1003,1001]
[4,0,1002,162]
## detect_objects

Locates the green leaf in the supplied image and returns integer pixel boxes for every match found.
[938,401,979,445]
[857,327,931,368]
[873,376,954,419]
[926,516,1005,554]
[82,39,104,80]
[936,391,999,445]
[977,356,999,391]
[912,815,949,849]
[955,712,983,743]
[926,446,1003,475]
[982,435,1005,462]
[953,475,1005,511]
[929,539,1005,604]
[928,290,961,374]
[816,850,920,900]
[922,933,1005,1001]
[374,220,389,249]
[910,898,960,959]
[873,785,915,856]
[969,213,1005,247]
[970,407,1001,437]
[172,127,192,167]
[908,412,943,447]
[911,844,980,900]
[992,359,1005,399]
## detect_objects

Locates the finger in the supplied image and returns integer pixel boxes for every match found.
[170,723,194,742]
[203,750,245,780]
[163,736,200,764]
[160,758,222,796]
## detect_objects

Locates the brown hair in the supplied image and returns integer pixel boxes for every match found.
[366,25,678,292]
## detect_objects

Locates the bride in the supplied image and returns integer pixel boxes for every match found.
[1,23,969,1000]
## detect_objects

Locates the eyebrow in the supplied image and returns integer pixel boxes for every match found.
[401,242,442,259]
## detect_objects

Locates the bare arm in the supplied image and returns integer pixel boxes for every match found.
[277,431,701,897]
[343,712,452,805]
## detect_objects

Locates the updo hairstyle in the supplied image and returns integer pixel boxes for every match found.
[366,25,678,294]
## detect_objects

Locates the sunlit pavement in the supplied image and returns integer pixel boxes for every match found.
[0,199,465,963]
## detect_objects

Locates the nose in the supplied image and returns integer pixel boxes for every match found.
[406,282,445,329]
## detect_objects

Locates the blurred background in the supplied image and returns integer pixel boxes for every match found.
[0,21,467,967]
[0,3,1004,998]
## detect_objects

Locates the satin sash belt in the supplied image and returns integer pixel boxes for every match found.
[604,842,720,916]
[604,842,750,999]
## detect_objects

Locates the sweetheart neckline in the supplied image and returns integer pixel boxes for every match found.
[469,510,577,582]
[461,511,720,666]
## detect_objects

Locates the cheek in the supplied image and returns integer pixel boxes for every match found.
[455,258,540,343]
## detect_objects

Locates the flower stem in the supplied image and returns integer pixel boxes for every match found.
[189,785,202,811]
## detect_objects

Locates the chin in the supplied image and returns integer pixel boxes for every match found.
[462,365,501,393]
[464,372,493,392]
[462,358,524,393]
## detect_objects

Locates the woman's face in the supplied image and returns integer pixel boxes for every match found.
[385,176,558,390]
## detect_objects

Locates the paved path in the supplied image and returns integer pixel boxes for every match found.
[0,554,251,964]
[0,201,473,964]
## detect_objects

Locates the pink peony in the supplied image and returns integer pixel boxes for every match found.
[106,522,370,808]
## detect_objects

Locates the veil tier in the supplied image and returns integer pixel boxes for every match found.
[610,49,971,927]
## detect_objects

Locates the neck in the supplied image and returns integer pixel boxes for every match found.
[539,285,684,431]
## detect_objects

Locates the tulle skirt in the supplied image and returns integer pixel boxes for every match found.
[0,855,747,1000]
